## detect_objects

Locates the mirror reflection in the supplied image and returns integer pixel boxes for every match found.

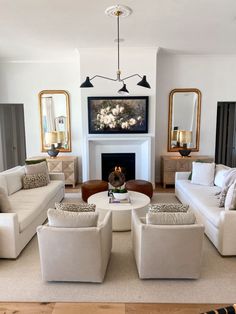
[168,88,201,152]
[39,90,71,152]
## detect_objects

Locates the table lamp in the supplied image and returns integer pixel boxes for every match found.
[178,130,192,157]
[45,131,59,157]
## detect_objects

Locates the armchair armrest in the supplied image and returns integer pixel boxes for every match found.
[49,172,65,182]
[175,171,191,181]
[0,213,19,258]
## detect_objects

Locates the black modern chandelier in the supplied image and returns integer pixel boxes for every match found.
[80,4,151,95]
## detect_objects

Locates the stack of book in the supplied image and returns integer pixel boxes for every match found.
[109,196,131,204]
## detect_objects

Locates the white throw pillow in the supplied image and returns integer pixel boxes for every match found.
[191,162,215,186]
[146,210,196,225]
[214,164,230,188]
[0,187,12,212]
[225,182,236,210]
[3,167,25,195]
[47,208,99,228]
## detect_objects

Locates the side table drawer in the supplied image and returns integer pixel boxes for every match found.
[64,172,75,185]
[164,160,177,171]
[62,161,75,172]
[177,160,192,171]
[47,161,63,172]
[164,172,175,184]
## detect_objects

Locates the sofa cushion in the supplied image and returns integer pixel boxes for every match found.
[25,161,50,183]
[146,210,196,225]
[191,162,215,186]
[55,203,96,212]
[47,208,99,228]
[9,180,64,232]
[175,179,223,228]
[0,187,12,212]
[0,174,8,194]
[3,167,25,195]
[225,182,236,210]
[22,173,48,189]
[214,164,230,188]
[149,203,189,213]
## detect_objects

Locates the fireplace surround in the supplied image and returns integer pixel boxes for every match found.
[83,136,154,185]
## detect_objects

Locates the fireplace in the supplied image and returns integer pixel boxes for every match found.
[84,137,154,185]
[101,153,135,182]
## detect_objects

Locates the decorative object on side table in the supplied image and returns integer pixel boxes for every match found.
[45,131,66,157]
[179,149,192,157]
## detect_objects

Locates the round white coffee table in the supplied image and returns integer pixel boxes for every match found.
[88,191,150,231]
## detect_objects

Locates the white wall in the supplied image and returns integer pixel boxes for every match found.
[0,61,83,181]
[156,52,236,181]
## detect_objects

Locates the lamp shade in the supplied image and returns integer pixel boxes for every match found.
[179,130,192,144]
[118,83,129,95]
[45,132,58,145]
[171,130,179,141]
[80,76,94,88]
[137,75,151,89]
[57,131,66,143]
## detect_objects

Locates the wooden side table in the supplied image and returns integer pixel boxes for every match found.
[161,155,214,188]
[46,156,78,187]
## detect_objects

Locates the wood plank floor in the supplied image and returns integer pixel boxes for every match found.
[0,303,232,314]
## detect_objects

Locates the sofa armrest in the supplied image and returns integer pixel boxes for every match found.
[0,213,19,258]
[99,211,112,278]
[49,172,65,182]
[175,171,191,181]
[219,210,236,255]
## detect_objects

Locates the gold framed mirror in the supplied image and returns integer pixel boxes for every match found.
[168,88,201,152]
[39,90,71,152]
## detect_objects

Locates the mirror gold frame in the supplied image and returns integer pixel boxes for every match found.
[168,88,201,152]
[39,90,71,152]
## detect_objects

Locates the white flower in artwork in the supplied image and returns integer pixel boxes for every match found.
[129,118,136,126]
[112,108,119,116]
[103,115,112,125]
[106,106,111,111]
[119,106,124,113]
[100,109,106,115]
[121,122,129,129]
[137,116,142,121]
[109,122,116,128]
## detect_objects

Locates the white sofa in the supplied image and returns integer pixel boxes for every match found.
[37,210,112,282]
[175,170,236,256]
[0,166,64,258]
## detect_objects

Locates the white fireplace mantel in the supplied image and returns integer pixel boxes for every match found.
[82,136,155,185]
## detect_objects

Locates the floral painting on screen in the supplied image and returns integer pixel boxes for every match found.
[88,97,148,134]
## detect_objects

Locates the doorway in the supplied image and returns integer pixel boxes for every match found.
[0,104,26,171]
[215,102,236,167]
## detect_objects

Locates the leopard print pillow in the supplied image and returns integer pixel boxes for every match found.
[55,203,96,212]
[22,173,48,189]
[149,203,189,213]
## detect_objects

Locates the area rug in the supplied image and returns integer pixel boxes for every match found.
[0,193,235,303]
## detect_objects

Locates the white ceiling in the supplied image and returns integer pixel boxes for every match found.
[1,0,236,61]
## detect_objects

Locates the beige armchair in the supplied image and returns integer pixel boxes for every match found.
[37,210,112,283]
[132,210,204,279]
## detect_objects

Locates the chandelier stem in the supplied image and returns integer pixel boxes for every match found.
[117,12,120,73]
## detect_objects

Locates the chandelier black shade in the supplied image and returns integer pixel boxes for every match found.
[137,75,151,89]
[80,76,93,88]
[118,83,129,95]
[80,5,151,94]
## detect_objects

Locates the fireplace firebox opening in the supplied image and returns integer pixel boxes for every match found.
[101,153,135,182]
